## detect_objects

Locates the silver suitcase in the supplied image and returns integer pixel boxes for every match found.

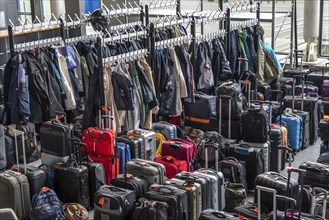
[152,121,177,140]
[127,129,156,160]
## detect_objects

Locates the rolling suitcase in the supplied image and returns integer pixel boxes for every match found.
[125,159,166,185]
[94,185,136,220]
[40,112,73,157]
[127,129,156,160]
[323,80,329,97]
[154,155,188,179]
[15,122,38,163]
[292,109,310,149]
[254,171,299,212]
[168,178,202,220]
[318,152,329,165]
[116,135,143,159]
[161,138,197,172]
[152,121,177,140]
[194,144,226,210]
[299,162,329,190]
[319,119,329,142]
[144,184,188,220]
[175,171,211,210]
[228,143,265,191]
[116,141,131,174]
[54,146,90,210]
[295,81,319,96]
[0,130,31,220]
[40,152,70,169]
[218,157,247,190]
[0,125,6,170]
[199,209,241,220]
[258,84,271,101]
[110,173,149,200]
[132,198,168,220]
[239,141,270,173]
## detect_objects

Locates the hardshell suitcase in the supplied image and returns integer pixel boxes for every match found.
[89,154,119,184]
[319,119,329,142]
[292,109,310,149]
[276,113,302,151]
[54,162,90,209]
[168,178,202,220]
[116,141,131,174]
[127,129,156,160]
[199,209,241,220]
[145,184,188,220]
[0,125,6,169]
[323,80,329,97]
[132,198,168,220]
[239,141,270,172]
[116,135,144,159]
[154,155,188,179]
[295,82,319,96]
[0,131,31,220]
[94,185,136,220]
[228,144,265,191]
[125,159,166,185]
[40,115,73,157]
[161,138,197,172]
[152,121,177,140]
[110,173,149,200]
[308,72,329,95]
[175,171,211,210]
[254,172,299,212]
[299,162,329,190]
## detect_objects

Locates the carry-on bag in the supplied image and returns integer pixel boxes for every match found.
[168,178,202,220]
[94,185,136,220]
[125,159,166,185]
[116,141,131,174]
[110,173,149,200]
[15,121,38,163]
[131,198,168,220]
[40,112,73,157]
[152,121,177,140]
[0,130,31,219]
[299,161,329,190]
[144,184,188,220]
[319,119,329,142]
[116,135,144,159]
[184,92,216,131]
[161,138,197,172]
[198,209,241,220]
[239,140,270,172]
[127,129,156,160]
[228,143,265,191]
[154,155,188,179]
[219,157,247,190]
[225,183,247,212]
[175,171,211,210]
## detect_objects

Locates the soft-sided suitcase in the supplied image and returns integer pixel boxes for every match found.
[199,209,241,220]
[317,152,329,165]
[116,135,143,159]
[110,173,149,200]
[228,144,265,191]
[295,82,319,96]
[241,108,269,143]
[218,157,247,190]
[154,155,188,179]
[94,185,136,220]
[258,84,271,101]
[15,122,38,163]
[307,71,329,95]
[54,161,90,209]
[276,113,302,151]
[145,184,188,220]
[239,141,270,172]
[168,178,202,220]
[299,162,329,190]
[125,159,166,185]
[40,152,70,169]
[0,131,31,220]
[319,119,329,142]
[161,138,197,172]
[208,117,242,140]
[175,171,210,210]
[152,121,177,140]
[254,171,299,212]
[4,135,16,169]
[184,93,216,131]
[320,141,329,155]
[40,113,73,157]
[127,129,156,160]
[132,198,168,220]
[116,141,131,174]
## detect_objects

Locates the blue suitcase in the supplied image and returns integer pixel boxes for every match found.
[116,142,131,174]
[276,114,302,151]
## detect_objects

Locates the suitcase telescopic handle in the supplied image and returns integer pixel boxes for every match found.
[311,187,328,218]
[256,186,277,220]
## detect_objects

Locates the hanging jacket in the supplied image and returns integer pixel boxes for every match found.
[48,51,66,99]
[111,71,134,111]
[195,41,214,93]
[174,46,192,98]
[246,27,257,73]
[229,30,240,78]
[212,38,233,84]
[38,50,64,118]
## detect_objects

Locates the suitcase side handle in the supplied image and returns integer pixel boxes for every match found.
[167,142,181,151]
[88,130,104,140]
[154,186,175,194]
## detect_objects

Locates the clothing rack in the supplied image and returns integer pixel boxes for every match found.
[196,29,226,42]
[103,49,149,65]
[155,35,192,50]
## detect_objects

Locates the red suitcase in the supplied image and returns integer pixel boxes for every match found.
[89,155,119,184]
[154,155,188,179]
[161,138,197,172]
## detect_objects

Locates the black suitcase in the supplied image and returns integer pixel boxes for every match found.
[208,117,242,141]
[317,152,329,165]
[228,144,264,191]
[199,209,241,220]
[40,113,73,157]
[319,119,329,142]
[175,171,211,210]
[145,184,188,220]
[15,122,38,163]
[258,84,271,100]
[292,109,310,149]
[110,173,149,200]
[218,157,247,190]
[85,161,106,208]
[116,135,143,159]
[284,68,310,84]
[307,71,329,96]
[132,198,168,220]
[320,141,329,155]
[283,95,319,145]
[54,161,90,209]
[94,185,136,220]
[254,172,299,211]
[299,161,329,190]
[241,108,269,143]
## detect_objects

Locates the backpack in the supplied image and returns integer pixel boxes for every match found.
[156,132,166,156]
[15,122,39,163]
[29,188,64,220]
